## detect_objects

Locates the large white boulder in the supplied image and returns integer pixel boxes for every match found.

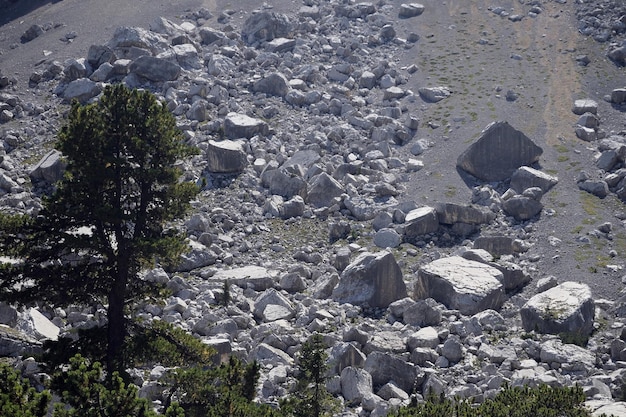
[415,256,505,315]
[520,281,595,337]
[332,251,407,309]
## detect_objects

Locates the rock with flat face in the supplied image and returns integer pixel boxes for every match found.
[418,86,451,102]
[364,351,423,393]
[332,251,407,308]
[307,172,345,208]
[206,140,247,173]
[30,150,66,184]
[129,55,181,81]
[253,72,290,97]
[224,113,269,139]
[457,121,543,181]
[404,206,439,239]
[241,11,292,44]
[572,98,598,115]
[510,166,558,194]
[399,3,425,18]
[415,256,505,315]
[435,202,496,225]
[521,281,595,337]
[253,288,296,322]
[211,266,276,291]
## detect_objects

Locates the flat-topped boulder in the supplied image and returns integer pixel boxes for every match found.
[211,266,276,291]
[510,166,558,194]
[224,113,269,139]
[332,251,407,308]
[206,139,247,173]
[457,121,543,181]
[403,206,439,239]
[415,256,505,315]
[435,202,496,225]
[521,281,595,337]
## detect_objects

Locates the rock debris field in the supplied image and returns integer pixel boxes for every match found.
[2,0,626,416]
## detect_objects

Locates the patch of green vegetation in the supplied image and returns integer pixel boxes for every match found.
[580,191,600,216]
[557,155,569,162]
[445,186,457,198]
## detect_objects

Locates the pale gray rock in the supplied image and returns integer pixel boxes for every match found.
[521,282,595,337]
[341,366,373,403]
[150,16,185,36]
[224,113,269,139]
[307,172,344,208]
[178,241,217,271]
[107,26,169,54]
[21,24,44,43]
[241,11,292,44]
[169,44,202,70]
[198,27,225,45]
[129,55,181,81]
[415,256,505,315]
[212,266,276,291]
[0,326,41,357]
[578,112,600,129]
[587,401,626,417]
[29,150,66,184]
[253,72,290,98]
[510,166,558,193]
[578,180,609,198]
[331,343,367,373]
[373,228,402,248]
[18,308,59,341]
[332,251,407,309]
[364,351,422,393]
[262,169,307,199]
[363,331,407,355]
[489,261,531,292]
[441,336,465,363]
[611,88,626,104]
[206,139,247,173]
[418,86,451,102]
[377,382,409,401]
[249,342,293,366]
[539,338,595,373]
[266,37,297,53]
[280,196,305,219]
[435,203,496,225]
[407,326,439,349]
[403,298,443,327]
[536,276,558,293]
[572,99,598,115]
[253,288,296,322]
[410,347,438,366]
[399,3,425,18]
[457,121,542,181]
[473,236,514,256]
[502,193,543,221]
[461,248,494,263]
[597,150,619,172]
[87,44,116,69]
[576,126,598,142]
[344,196,398,221]
[62,78,102,103]
[403,206,439,239]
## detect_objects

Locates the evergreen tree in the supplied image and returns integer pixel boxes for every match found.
[280,333,339,417]
[0,362,51,417]
[0,84,199,373]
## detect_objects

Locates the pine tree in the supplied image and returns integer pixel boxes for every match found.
[0,362,51,417]
[0,84,199,373]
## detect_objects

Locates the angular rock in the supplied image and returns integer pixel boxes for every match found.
[572,99,598,115]
[330,343,367,373]
[332,251,407,309]
[29,150,66,184]
[373,228,402,248]
[403,298,443,327]
[415,256,505,315]
[578,112,600,129]
[249,342,293,366]
[253,288,296,322]
[502,194,543,221]
[418,86,451,103]
[457,121,543,181]
[407,327,439,349]
[224,113,269,139]
[107,26,168,54]
[364,351,422,393]
[129,56,181,81]
[341,366,373,403]
[435,203,496,225]
[18,308,59,341]
[576,126,598,142]
[399,3,425,18]
[539,338,595,373]
[253,72,290,98]
[87,45,116,69]
[306,172,344,208]
[62,78,102,103]
[473,236,514,256]
[241,11,292,44]
[206,139,247,173]
[211,266,276,291]
[510,166,558,194]
[262,169,307,199]
[403,207,439,239]
[521,282,595,337]
[578,180,609,198]
[611,88,626,104]
[21,24,44,43]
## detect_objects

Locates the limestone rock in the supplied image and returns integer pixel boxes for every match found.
[306,172,344,208]
[399,3,425,18]
[364,351,422,393]
[253,288,296,322]
[373,228,402,248]
[521,282,595,337]
[418,86,451,103]
[457,121,543,181]
[224,113,269,139]
[510,166,558,194]
[241,11,292,44]
[415,256,505,315]
[332,251,407,309]
[435,203,496,225]
[253,72,290,97]
[572,99,598,115]
[341,366,373,403]
[29,150,66,184]
[107,26,168,54]
[611,88,626,104]
[403,298,443,327]
[502,193,543,221]
[212,266,276,291]
[18,308,60,341]
[403,207,439,239]
[206,139,247,173]
[62,78,102,103]
[129,55,181,81]
[473,236,515,256]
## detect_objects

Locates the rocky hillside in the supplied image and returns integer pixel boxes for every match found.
[1,0,626,416]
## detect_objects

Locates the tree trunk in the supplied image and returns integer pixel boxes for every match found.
[106,259,129,374]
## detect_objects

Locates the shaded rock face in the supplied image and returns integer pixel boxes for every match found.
[415,256,505,315]
[520,282,595,337]
[206,139,247,173]
[457,121,543,182]
[332,251,407,309]
[241,11,292,45]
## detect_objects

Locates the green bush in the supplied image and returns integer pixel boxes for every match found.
[0,362,51,417]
